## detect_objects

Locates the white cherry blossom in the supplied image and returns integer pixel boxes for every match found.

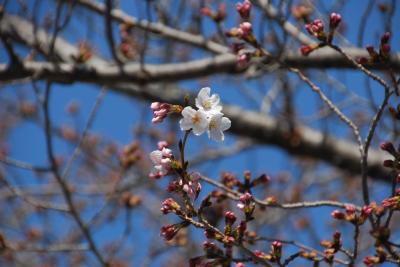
[195,87,222,115]
[179,106,208,135]
[207,113,231,142]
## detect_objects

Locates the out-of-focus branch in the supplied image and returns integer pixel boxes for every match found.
[2,14,400,76]
[75,0,229,54]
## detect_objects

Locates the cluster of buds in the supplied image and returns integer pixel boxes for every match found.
[363,246,387,267]
[149,141,173,179]
[271,241,282,262]
[160,222,188,241]
[305,19,325,40]
[202,211,248,250]
[300,13,342,56]
[151,102,171,123]
[254,241,283,263]
[236,0,251,21]
[237,192,255,220]
[220,172,239,188]
[72,42,93,63]
[201,3,226,23]
[358,32,392,64]
[380,141,400,169]
[119,22,138,59]
[321,231,342,260]
[331,204,372,225]
[161,198,181,215]
[382,194,400,210]
[180,172,202,200]
[225,22,255,44]
[119,141,141,169]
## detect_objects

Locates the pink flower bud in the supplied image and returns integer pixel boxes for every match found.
[236,0,251,19]
[237,53,250,67]
[150,102,171,124]
[161,198,180,214]
[329,13,342,28]
[157,141,169,150]
[239,22,253,38]
[345,205,356,215]
[160,224,179,241]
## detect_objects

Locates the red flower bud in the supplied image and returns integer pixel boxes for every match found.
[381,43,391,56]
[380,141,396,155]
[331,210,345,220]
[383,159,395,168]
[357,57,368,65]
[300,45,314,56]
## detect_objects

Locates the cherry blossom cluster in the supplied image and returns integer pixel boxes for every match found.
[300,12,342,56]
[149,141,173,179]
[320,231,342,262]
[180,87,231,142]
[331,204,372,225]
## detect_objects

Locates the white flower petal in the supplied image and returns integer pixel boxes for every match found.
[179,118,192,131]
[150,150,162,164]
[209,128,224,142]
[220,117,231,131]
[198,87,211,99]
[209,94,220,107]
[181,106,196,118]
[192,123,207,135]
